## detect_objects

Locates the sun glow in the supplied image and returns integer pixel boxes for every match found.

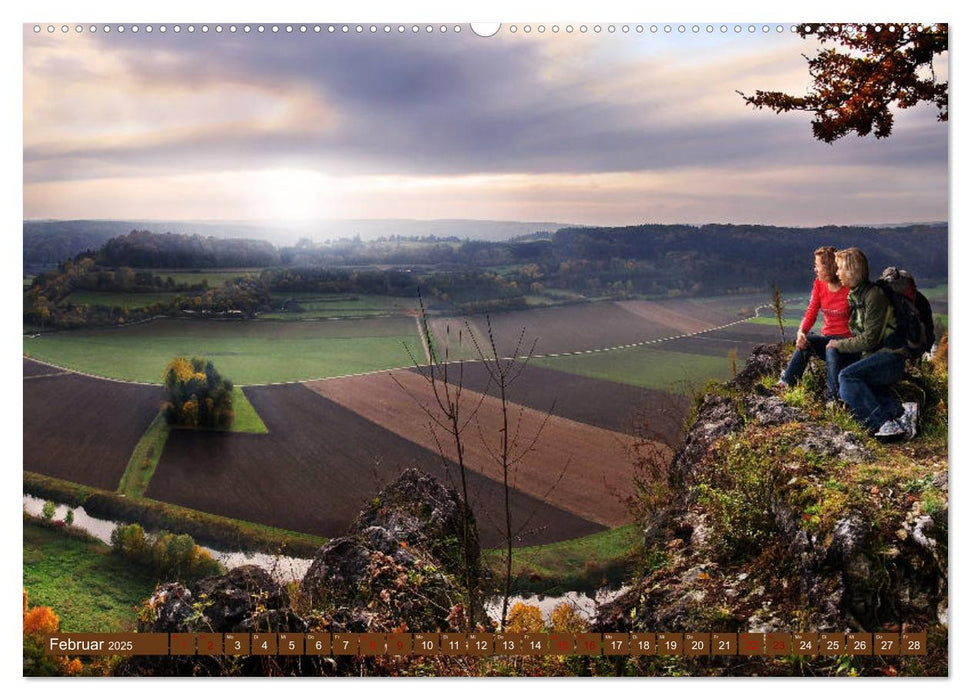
[255,169,334,222]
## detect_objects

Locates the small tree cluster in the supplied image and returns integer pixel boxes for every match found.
[162,356,234,429]
[110,523,223,581]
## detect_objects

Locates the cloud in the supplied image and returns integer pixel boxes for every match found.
[21,26,948,223]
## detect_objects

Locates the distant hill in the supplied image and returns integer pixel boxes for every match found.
[23,219,573,271]
[25,220,947,297]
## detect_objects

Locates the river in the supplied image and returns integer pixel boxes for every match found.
[23,494,624,620]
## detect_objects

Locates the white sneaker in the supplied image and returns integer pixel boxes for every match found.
[900,402,919,440]
[874,417,906,438]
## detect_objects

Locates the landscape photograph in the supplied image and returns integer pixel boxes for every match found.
[22,20,948,678]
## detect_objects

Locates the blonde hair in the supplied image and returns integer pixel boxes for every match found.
[835,247,870,288]
[814,246,839,283]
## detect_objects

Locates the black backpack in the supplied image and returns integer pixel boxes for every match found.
[876,267,935,359]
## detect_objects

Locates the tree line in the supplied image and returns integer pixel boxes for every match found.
[23,224,946,329]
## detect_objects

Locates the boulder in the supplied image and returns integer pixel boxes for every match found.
[301,468,480,634]
[115,565,324,676]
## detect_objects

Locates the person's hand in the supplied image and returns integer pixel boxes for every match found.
[796,331,808,350]
[826,340,839,350]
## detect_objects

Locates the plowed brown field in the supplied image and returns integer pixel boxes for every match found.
[429,301,681,358]
[409,363,688,445]
[149,384,601,547]
[306,370,661,528]
[615,299,739,334]
[23,360,163,490]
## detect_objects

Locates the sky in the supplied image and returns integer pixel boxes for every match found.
[22,20,949,227]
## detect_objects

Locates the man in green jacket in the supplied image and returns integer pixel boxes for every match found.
[826,248,917,438]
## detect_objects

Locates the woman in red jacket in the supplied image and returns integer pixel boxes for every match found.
[778,246,858,401]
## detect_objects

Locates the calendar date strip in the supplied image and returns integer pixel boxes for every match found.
[45,631,928,657]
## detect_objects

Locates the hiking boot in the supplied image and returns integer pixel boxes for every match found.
[900,402,919,440]
[874,417,906,438]
[776,374,788,390]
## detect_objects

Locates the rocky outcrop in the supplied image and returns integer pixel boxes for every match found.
[301,468,479,634]
[114,566,323,676]
[116,468,479,677]
[731,342,789,392]
[600,345,948,674]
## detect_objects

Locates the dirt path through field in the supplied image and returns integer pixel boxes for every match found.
[306,370,663,527]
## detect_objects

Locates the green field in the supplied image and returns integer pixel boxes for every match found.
[921,283,948,300]
[117,412,170,498]
[746,316,802,328]
[484,524,640,594]
[261,293,416,319]
[534,346,734,394]
[23,318,424,384]
[145,269,262,285]
[23,519,158,633]
[232,386,268,432]
[65,290,181,310]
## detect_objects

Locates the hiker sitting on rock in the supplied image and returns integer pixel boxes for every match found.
[778,246,855,401]
[826,248,919,439]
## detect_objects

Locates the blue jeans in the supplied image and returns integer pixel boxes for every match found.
[782,334,859,400]
[838,352,906,432]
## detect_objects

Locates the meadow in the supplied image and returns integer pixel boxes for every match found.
[23,519,157,633]
[144,268,263,285]
[65,290,182,310]
[24,317,424,384]
[534,346,736,394]
[260,293,417,319]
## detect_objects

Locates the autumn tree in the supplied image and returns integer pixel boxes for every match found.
[162,356,234,429]
[739,23,947,142]
[23,590,83,676]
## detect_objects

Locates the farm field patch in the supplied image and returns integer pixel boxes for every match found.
[261,293,417,319]
[306,370,648,528]
[483,523,641,595]
[149,384,601,547]
[428,301,685,360]
[23,359,162,490]
[615,299,741,334]
[65,290,181,310]
[144,268,262,285]
[687,292,781,317]
[23,317,423,384]
[410,363,688,445]
[533,346,735,394]
[657,334,771,359]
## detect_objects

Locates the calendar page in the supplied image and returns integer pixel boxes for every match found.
[22,17,948,679]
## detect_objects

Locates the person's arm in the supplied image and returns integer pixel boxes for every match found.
[835,287,890,354]
[799,281,821,335]
[797,281,820,348]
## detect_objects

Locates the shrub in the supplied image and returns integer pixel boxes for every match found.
[695,433,788,561]
[110,523,223,581]
[505,602,545,633]
[548,602,587,633]
[41,501,56,520]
